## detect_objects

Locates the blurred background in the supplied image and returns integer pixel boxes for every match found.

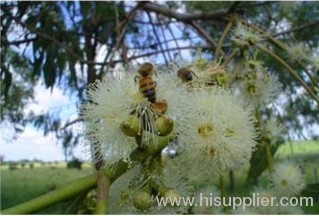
[1,1,319,213]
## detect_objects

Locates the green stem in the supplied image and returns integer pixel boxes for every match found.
[255,44,319,105]
[242,20,319,91]
[215,21,233,58]
[264,142,274,173]
[1,174,97,215]
[222,48,239,66]
[255,108,274,173]
[219,175,227,212]
[2,136,170,214]
[95,171,111,214]
[241,20,286,50]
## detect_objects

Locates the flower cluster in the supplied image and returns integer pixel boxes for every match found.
[177,88,256,181]
[231,23,263,48]
[271,161,306,197]
[81,71,142,166]
[286,42,311,63]
[232,60,281,106]
[233,160,306,214]
[81,56,288,214]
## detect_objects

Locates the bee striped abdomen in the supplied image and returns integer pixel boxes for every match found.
[139,77,156,103]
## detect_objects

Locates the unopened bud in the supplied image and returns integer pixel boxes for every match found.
[133,191,152,211]
[120,115,140,137]
[162,189,181,206]
[156,116,174,136]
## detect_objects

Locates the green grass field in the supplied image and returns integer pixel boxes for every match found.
[1,141,319,214]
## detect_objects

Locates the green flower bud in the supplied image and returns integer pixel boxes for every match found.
[133,191,152,211]
[195,57,208,69]
[120,115,140,137]
[156,116,174,136]
[246,83,257,96]
[216,73,227,86]
[162,189,181,206]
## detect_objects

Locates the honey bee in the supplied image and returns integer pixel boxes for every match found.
[135,63,168,115]
[138,76,157,103]
[131,63,171,147]
[177,67,198,82]
[135,63,157,103]
[138,62,156,77]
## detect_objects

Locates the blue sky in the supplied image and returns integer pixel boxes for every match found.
[0,84,85,162]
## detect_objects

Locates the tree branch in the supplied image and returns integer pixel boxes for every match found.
[272,20,319,38]
[255,44,319,105]
[146,11,169,64]
[2,10,87,65]
[98,2,144,77]
[215,20,233,58]
[158,14,173,61]
[189,21,217,50]
[2,37,37,46]
[142,2,228,21]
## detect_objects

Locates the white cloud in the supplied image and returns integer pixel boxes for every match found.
[26,84,70,114]
[0,84,83,162]
[0,126,85,162]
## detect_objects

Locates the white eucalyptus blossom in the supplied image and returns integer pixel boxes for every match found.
[276,203,304,214]
[155,71,191,138]
[251,187,280,214]
[251,186,304,214]
[177,88,256,180]
[109,166,154,214]
[310,55,319,72]
[231,23,263,48]
[271,161,306,197]
[286,42,311,63]
[169,57,227,89]
[190,60,228,88]
[192,185,222,214]
[81,70,145,166]
[150,160,192,214]
[236,62,281,106]
[232,206,257,215]
[261,118,285,145]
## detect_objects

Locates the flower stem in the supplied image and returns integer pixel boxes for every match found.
[255,44,319,105]
[95,171,111,214]
[215,20,233,58]
[264,142,274,173]
[222,48,239,66]
[1,136,170,214]
[1,174,97,215]
[242,20,319,92]
[219,175,227,212]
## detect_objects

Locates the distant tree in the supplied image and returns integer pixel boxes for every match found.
[29,163,34,169]
[0,155,4,164]
[66,158,82,170]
